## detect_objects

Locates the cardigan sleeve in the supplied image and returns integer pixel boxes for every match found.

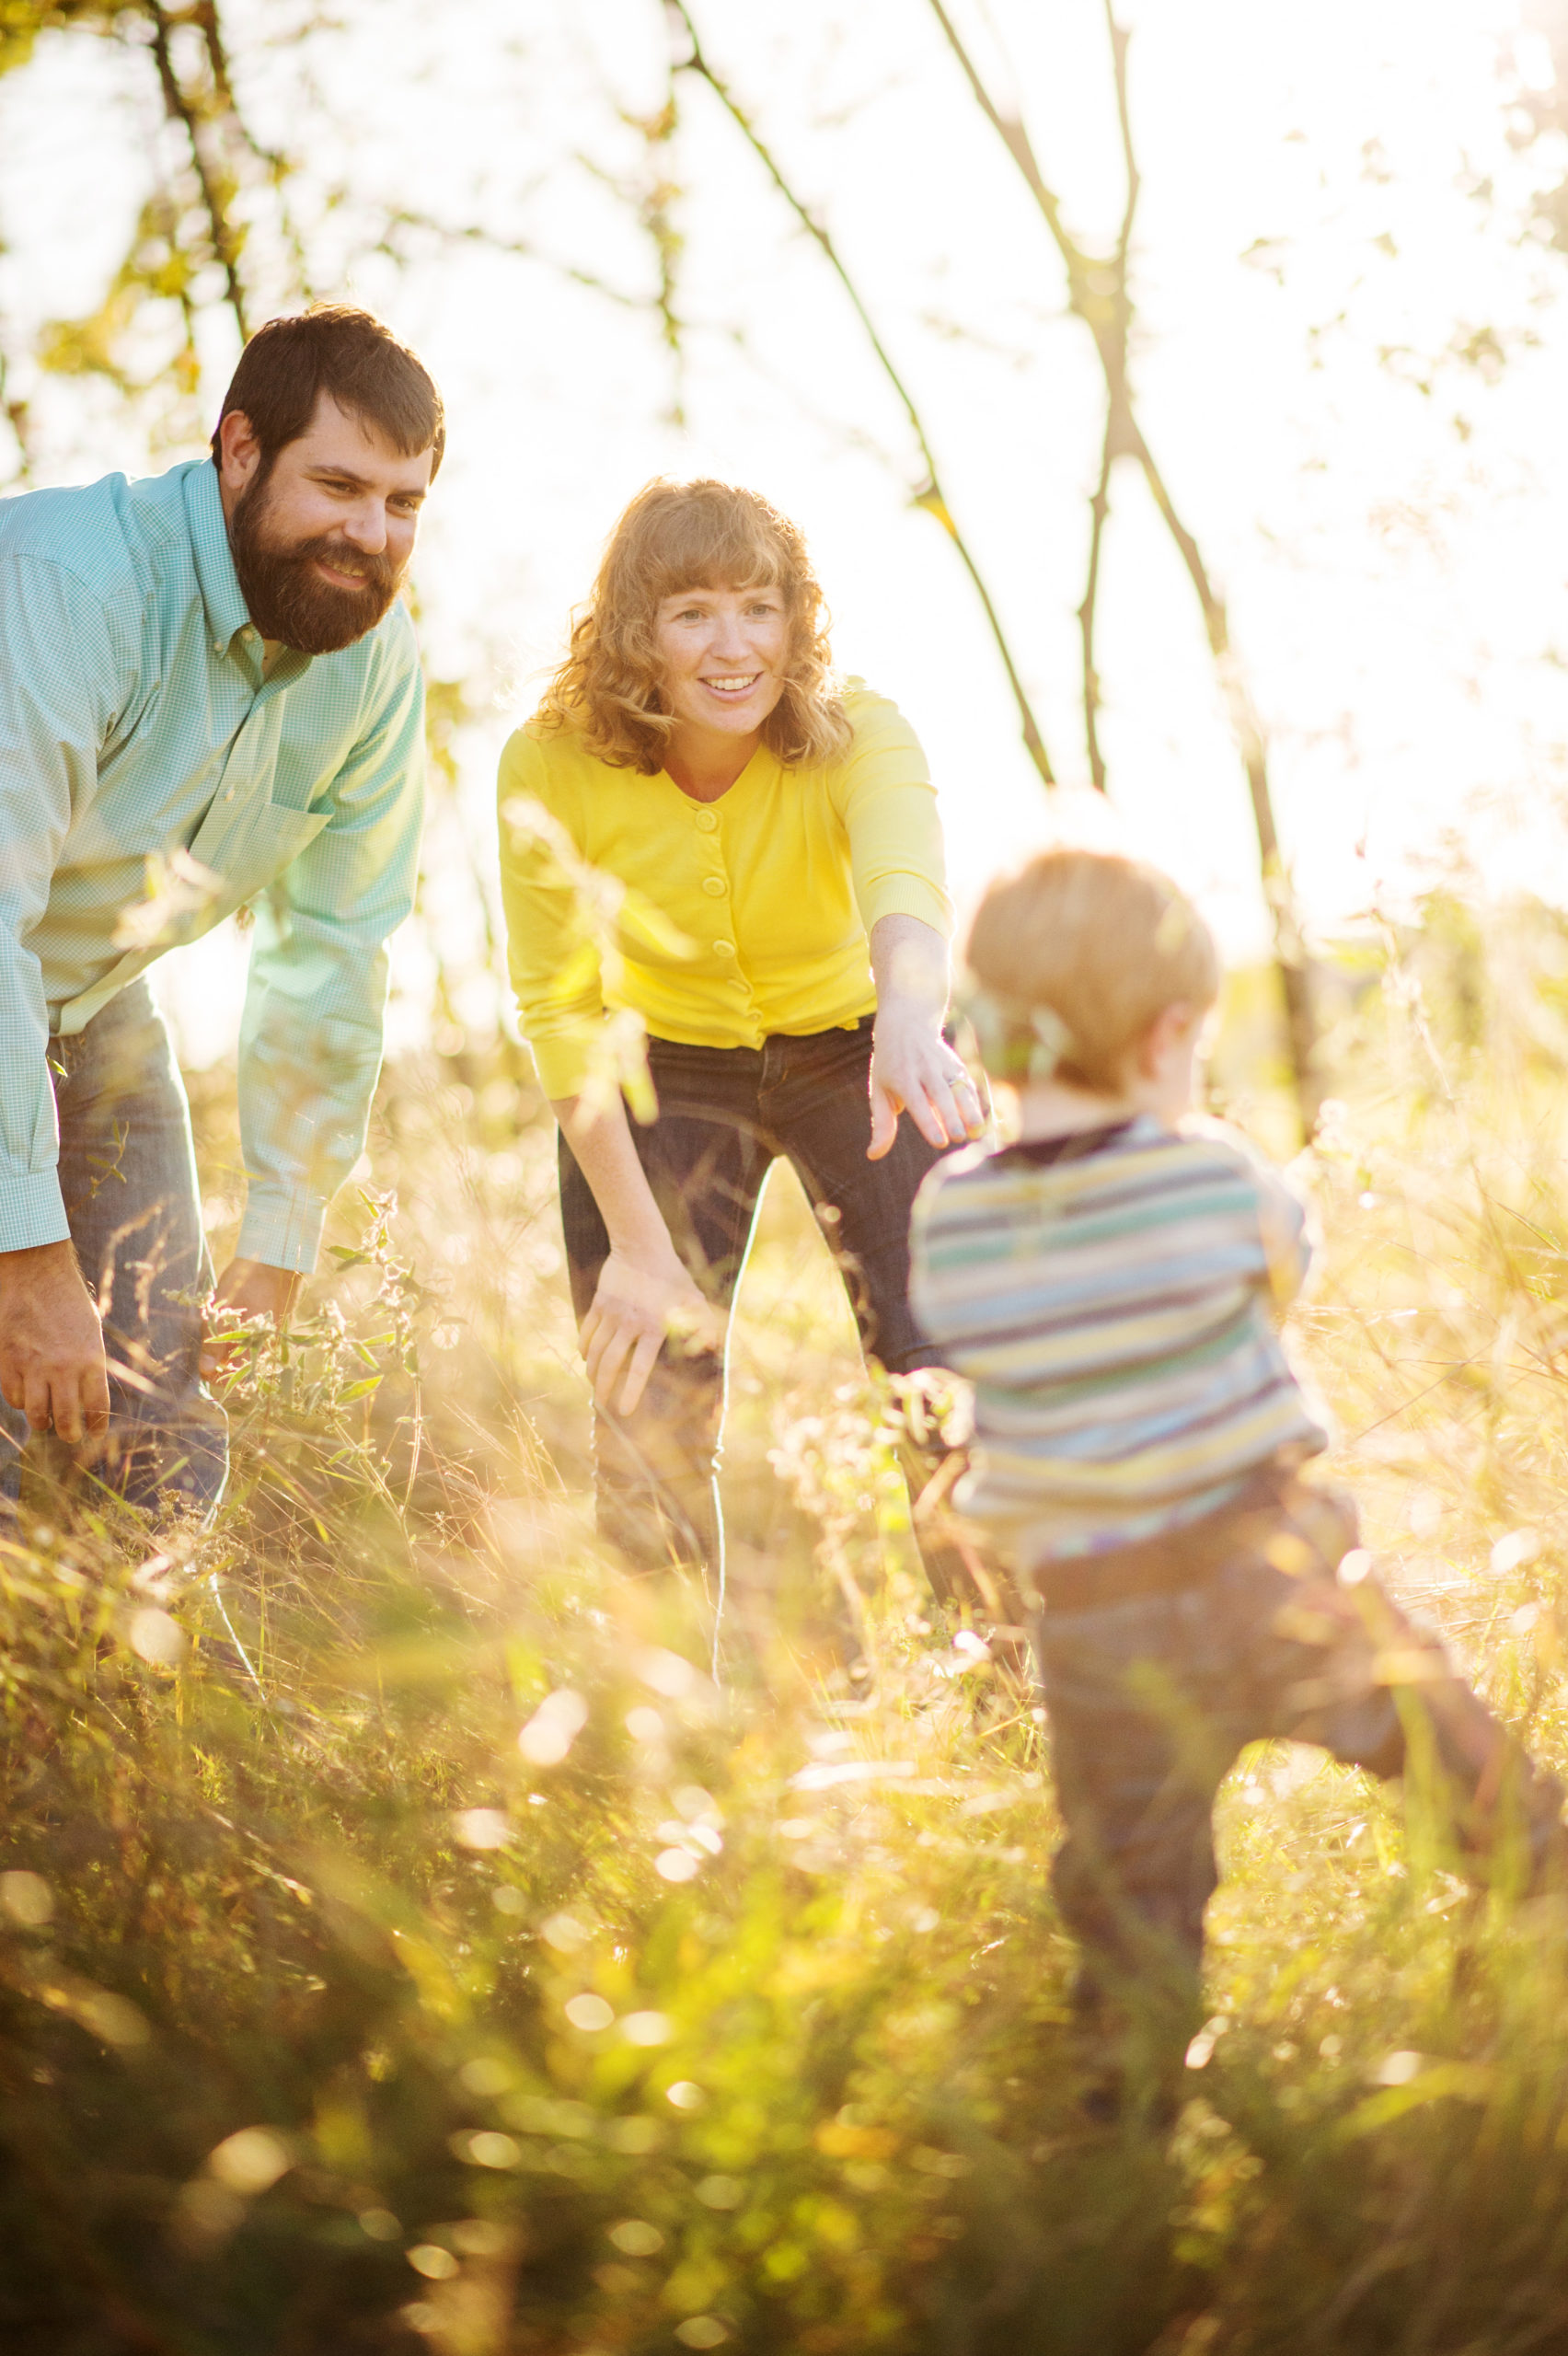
[835,690,953,941]
[497,727,607,1100]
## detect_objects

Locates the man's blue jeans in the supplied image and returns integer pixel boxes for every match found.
[0,979,227,1517]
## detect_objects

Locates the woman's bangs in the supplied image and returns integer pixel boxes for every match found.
[643,502,792,604]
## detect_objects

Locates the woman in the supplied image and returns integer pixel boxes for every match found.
[498,478,983,1571]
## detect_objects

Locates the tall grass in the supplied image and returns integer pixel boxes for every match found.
[6,895,1568,2354]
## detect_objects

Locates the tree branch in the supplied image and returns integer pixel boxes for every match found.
[1078,415,1113,795]
[668,0,1056,790]
[144,0,249,341]
[926,0,1319,1126]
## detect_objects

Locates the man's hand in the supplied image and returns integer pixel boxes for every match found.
[581,1248,721,1419]
[202,1258,303,1383]
[0,1240,109,1450]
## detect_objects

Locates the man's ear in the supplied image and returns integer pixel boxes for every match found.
[215,408,263,496]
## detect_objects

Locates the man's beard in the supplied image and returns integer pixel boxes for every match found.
[228,468,401,654]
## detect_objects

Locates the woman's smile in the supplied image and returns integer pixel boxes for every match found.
[652,581,791,754]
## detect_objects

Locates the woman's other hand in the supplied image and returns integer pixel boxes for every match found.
[581,1247,721,1417]
[868,913,986,1161]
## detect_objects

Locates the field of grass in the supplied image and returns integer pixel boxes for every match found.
[6,901,1568,2355]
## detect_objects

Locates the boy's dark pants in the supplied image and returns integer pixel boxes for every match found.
[1034,1479,1567,2055]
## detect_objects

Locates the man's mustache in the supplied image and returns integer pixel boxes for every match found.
[279,533,399,596]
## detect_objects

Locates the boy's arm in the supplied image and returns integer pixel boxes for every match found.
[1184,1114,1314,1311]
[1253,1165,1314,1311]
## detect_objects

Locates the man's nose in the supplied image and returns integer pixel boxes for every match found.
[342,499,389,552]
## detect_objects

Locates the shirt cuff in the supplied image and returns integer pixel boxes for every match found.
[527,1022,605,1101]
[236,1187,328,1276]
[0,1168,71,1254]
[859,878,955,940]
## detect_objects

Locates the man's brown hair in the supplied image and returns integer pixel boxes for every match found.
[212,304,444,476]
[965,848,1220,1091]
[535,477,851,774]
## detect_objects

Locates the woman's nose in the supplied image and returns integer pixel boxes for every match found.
[709,616,748,660]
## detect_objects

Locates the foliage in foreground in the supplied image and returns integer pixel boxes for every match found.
[6,902,1568,2353]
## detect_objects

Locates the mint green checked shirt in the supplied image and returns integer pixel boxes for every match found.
[0,456,425,1270]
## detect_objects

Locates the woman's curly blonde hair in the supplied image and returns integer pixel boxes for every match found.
[535,477,852,774]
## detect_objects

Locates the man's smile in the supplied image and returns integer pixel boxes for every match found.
[314,554,374,590]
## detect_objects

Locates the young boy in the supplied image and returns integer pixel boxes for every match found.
[910,848,1565,2083]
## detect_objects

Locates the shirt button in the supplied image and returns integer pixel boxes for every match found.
[702,875,726,896]
[696,810,718,832]
[714,940,735,957]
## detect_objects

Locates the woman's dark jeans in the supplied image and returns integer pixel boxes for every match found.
[559,1018,949,1570]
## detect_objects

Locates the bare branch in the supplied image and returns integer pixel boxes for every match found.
[926,0,1319,1125]
[1105,0,1139,269]
[1078,418,1113,795]
[0,329,36,488]
[374,208,656,314]
[669,0,1056,790]
[144,0,249,340]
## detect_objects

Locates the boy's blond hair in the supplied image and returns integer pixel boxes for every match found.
[964,848,1220,1092]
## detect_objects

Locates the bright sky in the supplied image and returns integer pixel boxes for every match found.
[3,0,1566,1063]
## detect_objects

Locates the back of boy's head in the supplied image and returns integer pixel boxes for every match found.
[965,848,1220,1091]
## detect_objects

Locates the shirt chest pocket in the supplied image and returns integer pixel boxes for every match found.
[57,802,335,1037]
[185,797,333,922]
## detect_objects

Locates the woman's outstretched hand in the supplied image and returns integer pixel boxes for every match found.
[869,1006,986,1160]
[867,914,986,1161]
[581,1247,721,1418]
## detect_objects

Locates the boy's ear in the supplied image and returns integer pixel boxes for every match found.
[1136,999,1199,1077]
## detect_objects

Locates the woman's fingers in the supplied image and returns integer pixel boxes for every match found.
[938,1066,986,1140]
[867,1084,901,1161]
[589,1315,638,1406]
[581,1253,716,1408]
[617,1326,664,1417]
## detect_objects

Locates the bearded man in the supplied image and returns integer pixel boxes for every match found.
[0,304,443,1513]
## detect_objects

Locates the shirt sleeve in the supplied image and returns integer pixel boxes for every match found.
[906,1155,978,1359]
[0,556,126,1252]
[1252,1161,1314,1311]
[1190,1118,1315,1311]
[496,728,606,1101]
[234,618,425,1273]
[835,693,953,941]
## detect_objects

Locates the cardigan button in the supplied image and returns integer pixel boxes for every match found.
[701,875,726,896]
[695,810,718,831]
[713,940,735,957]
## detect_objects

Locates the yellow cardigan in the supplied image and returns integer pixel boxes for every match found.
[497,682,952,1100]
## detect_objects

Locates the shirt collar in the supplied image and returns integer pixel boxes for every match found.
[183,457,253,659]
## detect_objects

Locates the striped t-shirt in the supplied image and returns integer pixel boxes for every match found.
[909,1114,1331,1564]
